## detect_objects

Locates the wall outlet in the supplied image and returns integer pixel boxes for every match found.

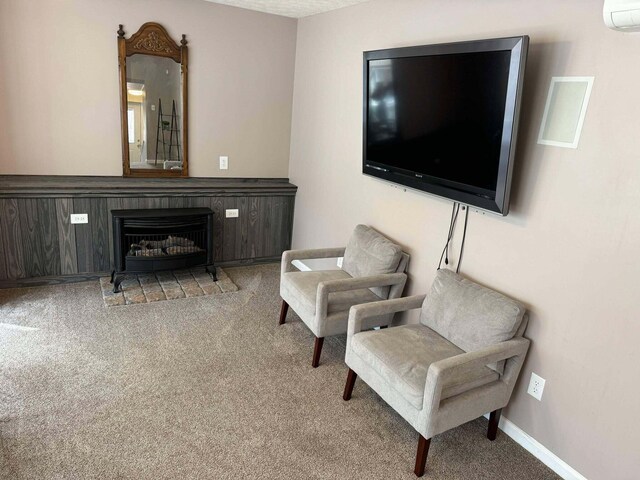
[219,155,229,170]
[527,372,546,401]
[70,213,88,224]
[225,209,239,218]
[337,257,344,268]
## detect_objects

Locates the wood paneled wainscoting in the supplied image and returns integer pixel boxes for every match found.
[0,176,296,288]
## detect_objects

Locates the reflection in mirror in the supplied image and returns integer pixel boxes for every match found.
[118,23,188,177]
[126,55,182,170]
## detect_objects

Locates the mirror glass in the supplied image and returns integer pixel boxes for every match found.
[126,55,183,171]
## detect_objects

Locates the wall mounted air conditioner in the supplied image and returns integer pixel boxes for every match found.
[604,0,640,31]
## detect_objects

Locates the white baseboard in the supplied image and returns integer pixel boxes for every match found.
[486,414,587,480]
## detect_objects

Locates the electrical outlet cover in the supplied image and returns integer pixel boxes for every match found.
[70,213,88,224]
[527,372,546,401]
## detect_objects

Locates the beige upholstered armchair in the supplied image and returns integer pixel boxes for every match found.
[279,225,409,367]
[343,269,530,477]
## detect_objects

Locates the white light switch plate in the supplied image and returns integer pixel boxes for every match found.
[225,209,239,218]
[219,156,229,170]
[70,213,88,224]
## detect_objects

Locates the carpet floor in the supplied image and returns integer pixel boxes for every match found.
[0,264,558,479]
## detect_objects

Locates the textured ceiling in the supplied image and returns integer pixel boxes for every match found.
[203,0,372,18]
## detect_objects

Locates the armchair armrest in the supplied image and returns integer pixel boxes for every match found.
[422,337,531,416]
[281,247,346,274]
[319,272,407,295]
[316,273,408,320]
[346,294,426,340]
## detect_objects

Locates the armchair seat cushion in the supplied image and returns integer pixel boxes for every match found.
[351,324,499,410]
[281,270,381,318]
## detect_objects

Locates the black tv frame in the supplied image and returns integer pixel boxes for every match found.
[362,36,529,215]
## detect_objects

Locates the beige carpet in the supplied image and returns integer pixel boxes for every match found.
[0,264,558,479]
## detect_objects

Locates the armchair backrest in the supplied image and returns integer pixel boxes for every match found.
[388,252,410,300]
[342,224,405,299]
[419,269,526,374]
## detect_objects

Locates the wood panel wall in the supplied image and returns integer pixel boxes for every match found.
[0,176,296,287]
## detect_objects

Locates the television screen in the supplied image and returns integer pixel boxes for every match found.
[363,36,528,215]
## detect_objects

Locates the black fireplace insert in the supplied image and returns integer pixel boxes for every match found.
[110,208,215,292]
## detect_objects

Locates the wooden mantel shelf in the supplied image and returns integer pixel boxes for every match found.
[0,175,297,198]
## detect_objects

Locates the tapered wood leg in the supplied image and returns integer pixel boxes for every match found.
[343,368,357,401]
[487,408,502,441]
[414,435,431,477]
[278,300,289,325]
[311,336,324,368]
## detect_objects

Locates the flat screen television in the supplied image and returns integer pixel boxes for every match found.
[363,36,529,215]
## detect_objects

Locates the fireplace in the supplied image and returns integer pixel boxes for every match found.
[111,208,215,292]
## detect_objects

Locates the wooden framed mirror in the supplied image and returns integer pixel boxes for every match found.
[118,23,188,177]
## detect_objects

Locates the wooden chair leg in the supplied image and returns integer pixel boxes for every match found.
[343,368,357,401]
[311,336,324,368]
[487,408,502,441]
[414,435,431,477]
[278,300,289,325]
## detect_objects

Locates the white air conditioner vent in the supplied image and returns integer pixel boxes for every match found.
[604,0,640,31]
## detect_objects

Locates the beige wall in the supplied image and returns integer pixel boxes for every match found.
[0,0,296,177]
[289,1,640,478]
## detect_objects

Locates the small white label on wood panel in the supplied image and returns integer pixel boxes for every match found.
[70,213,88,224]
[225,209,239,218]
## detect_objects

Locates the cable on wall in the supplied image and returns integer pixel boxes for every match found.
[438,202,459,270]
[437,202,471,273]
[456,206,470,273]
